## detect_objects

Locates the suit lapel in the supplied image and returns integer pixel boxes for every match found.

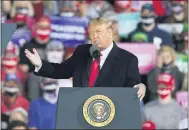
[95,42,120,87]
[80,47,92,87]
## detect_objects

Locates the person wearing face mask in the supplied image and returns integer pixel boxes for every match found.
[7,1,34,48]
[87,1,115,20]
[167,3,187,23]
[56,1,76,17]
[9,107,28,124]
[28,78,58,129]
[5,41,20,56]
[1,53,20,81]
[45,40,65,64]
[1,78,29,115]
[45,40,73,88]
[147,46,184,101]
[10,1,34,28]
[127,4,173,49]
[19,16,51,100]
[19,16,51,73]
[1,52,27,89]
[144,73,186,129]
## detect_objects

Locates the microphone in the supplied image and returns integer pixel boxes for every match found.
[89,44,100,60]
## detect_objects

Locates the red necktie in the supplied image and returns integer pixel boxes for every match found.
[88,59,99,87]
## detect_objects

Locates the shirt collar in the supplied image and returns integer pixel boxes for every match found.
[101,42,113,59]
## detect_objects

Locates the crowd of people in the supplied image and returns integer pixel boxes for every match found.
[1,0,188,129]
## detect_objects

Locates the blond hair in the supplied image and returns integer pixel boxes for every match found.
[158,46,176,64]
[10,107,28,123]
[88,17,113,30]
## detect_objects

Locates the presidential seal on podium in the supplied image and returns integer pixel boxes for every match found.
[83,95,115,127]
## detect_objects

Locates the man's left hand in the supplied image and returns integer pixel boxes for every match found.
[134,83,146,100]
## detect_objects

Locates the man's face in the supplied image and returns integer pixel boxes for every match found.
[89,24,112,49]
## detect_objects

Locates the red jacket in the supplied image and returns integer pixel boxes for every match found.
[1,95,29,114]
[1,68,28,85]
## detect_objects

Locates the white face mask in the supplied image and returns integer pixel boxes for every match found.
[46,51,64,63]
[43,84,58,104]
[3,86,19,93]
[141,17,155,24]
[43,84,57,91]
[60,12,75,17]
[43,92,58,104]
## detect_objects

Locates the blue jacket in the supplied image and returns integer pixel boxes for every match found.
[128,23,174,47]
[28,98,57,129]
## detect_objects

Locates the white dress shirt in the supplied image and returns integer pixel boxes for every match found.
[99,42,113,69]
[35,42,114,72]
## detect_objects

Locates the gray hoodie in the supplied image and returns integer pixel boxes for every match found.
[143,99,186,129]
[147,66,184,101]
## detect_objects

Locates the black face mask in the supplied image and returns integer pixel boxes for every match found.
[43,89,56,94]
[141,16,155,26]
[161,62,173,73]
[176,43,185,52]
[163,62,173,67]
[42,82,57,94]
[16,24,26,28]
[4,92,18,97]
[143,23,152,27]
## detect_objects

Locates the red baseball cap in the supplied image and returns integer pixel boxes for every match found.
[157,73,175,88]
[142,120,156,130]
[36,16,50,23]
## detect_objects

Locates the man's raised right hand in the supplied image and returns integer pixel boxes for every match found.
[25,48,42,68]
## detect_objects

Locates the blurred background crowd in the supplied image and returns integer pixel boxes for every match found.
[1,0,188,129]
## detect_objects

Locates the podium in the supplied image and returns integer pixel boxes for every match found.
[56,87,142,129]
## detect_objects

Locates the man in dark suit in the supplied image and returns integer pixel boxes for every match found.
[25,17,146,100]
